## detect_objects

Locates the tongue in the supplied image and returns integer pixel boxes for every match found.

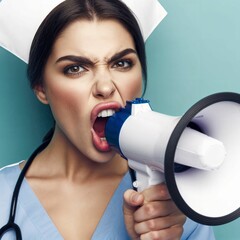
[93,117,108,138]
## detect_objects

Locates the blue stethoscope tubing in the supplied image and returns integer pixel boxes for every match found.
[0,140,50,240]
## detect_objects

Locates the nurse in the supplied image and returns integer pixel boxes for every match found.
[0,0,215,239]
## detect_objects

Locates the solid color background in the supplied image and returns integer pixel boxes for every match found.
[0,0,239,238]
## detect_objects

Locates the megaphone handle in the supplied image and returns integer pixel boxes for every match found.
[128,159,165,192]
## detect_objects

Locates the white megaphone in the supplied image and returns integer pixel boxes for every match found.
[105,92,240,226]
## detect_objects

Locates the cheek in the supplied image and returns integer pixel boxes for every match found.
[43,63,89,110]
[48,85,77,106]
[124,80,142,100]
[116,71,143,101]
[45,83,87,121]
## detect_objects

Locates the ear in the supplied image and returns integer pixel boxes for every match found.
[34,85,49,104]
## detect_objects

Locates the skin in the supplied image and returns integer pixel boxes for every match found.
[22,19,185,239]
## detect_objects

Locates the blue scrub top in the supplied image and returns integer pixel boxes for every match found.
[0,163,215,239]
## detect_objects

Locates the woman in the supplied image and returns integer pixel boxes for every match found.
[0,0,215,239]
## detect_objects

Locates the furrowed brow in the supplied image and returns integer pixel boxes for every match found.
[109,48,137,63]
[56,55,94,66]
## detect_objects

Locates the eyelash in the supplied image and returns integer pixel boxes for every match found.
[112,59,134,70]
[63,58,134,77]
[63,64,87,77]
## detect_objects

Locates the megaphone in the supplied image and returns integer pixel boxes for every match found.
[105,92,240,226]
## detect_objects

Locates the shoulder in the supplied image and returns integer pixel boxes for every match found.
[0,161,21,179]
[0,162,22,196]
[0,162,22,228]
[182,218,216,240]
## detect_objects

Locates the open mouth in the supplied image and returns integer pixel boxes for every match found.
[93,109,115,140]
[91,102,121,152]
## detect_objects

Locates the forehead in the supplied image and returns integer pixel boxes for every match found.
[51,19,136,60]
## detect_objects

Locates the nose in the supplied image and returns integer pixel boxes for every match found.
[92,69,116,99]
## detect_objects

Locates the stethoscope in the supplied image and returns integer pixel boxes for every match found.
[0,140,50,240]
[0,139,136,239]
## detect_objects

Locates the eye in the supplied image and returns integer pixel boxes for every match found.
[112,59,133,70]
[63,64,87,76]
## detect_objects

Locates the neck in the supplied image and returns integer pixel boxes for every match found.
[24,128,128,183]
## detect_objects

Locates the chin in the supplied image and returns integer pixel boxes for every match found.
[93,149,117,163]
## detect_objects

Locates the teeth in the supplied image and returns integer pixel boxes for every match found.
[100,137,106,141]
[98,109,115,117]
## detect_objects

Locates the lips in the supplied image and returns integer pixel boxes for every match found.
[91,102,121,152]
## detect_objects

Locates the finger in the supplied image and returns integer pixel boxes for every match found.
[134,214,186,235]
[134,200,177,222]
[140,225,184,240]
[123,189,144,239]
[141,183,171,203]
[123,189,142,225]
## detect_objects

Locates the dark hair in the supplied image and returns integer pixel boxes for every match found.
[27,0,147,94]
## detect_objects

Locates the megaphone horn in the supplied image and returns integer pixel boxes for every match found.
[105,92,240,226]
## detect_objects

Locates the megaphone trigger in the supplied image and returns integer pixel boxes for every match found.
[128,159,165,192]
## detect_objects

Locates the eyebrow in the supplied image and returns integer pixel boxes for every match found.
[55,48,137,65]
[56,55,93,65]
[109,48,137,63]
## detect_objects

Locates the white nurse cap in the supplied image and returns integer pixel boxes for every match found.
[0,0,167,63]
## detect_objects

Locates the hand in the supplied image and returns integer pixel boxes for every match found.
[123,183,186,240]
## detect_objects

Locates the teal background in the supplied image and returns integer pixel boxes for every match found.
[0,51,53,167]
[0,0,239,239]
